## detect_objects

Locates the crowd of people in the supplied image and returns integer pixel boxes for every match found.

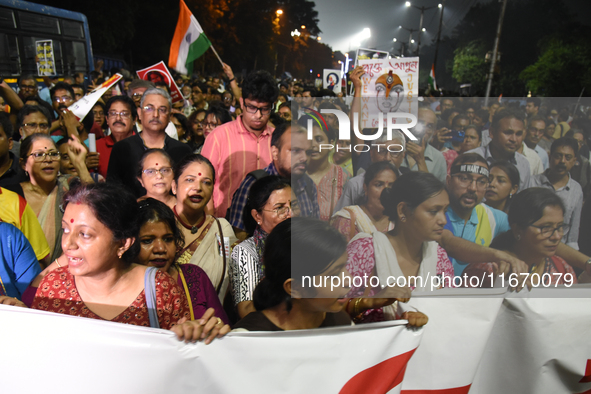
[0,61,589,338]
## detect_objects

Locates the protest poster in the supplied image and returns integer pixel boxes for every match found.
[323,69,342,94]
[136,61,183,103]
[36,40,56,76]
[356,57,419,130]
[67,73,123,121]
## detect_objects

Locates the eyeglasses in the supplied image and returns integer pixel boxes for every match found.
[28,151,60,162]
[244,103,272,116]
[93,111,104,117]
[375,150,403,158]
[452,174,489,189]
[53,96,73,103]
[142,105,169,116]
[263,205,291,217]
[20,84,37,90]
[132,93,143,101]
[22,122,50,131]
[142,167,173,177]
[529,223,568,238]
[201,122,220,129]
[107,110,131,118]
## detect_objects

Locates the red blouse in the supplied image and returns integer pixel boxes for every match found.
[32,267,190,330]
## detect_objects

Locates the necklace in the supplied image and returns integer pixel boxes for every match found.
[173,206,206,234]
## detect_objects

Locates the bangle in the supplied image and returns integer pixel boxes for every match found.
[354,298,362,315]
[228,77,235,82]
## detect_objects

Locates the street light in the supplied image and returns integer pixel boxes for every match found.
[393,38,397,42]
[276,9,283,15]
[405,1,441,55]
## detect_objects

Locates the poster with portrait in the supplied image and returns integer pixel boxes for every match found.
[36,40,56,76]
[323,69,341,94]
[136,61,183,103]
[357,57,419,129]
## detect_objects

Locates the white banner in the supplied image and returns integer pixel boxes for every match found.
[471,286,591,394]
[1,287,590,393]
[67,73,123,121]
[0,305,421,394]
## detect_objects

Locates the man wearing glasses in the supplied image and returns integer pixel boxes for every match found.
[444,153,511,275]
[95,96,137,178]
[201,70,278,218]
[11,105,53,160]
[531,137,583,250]
[107,88,191,197]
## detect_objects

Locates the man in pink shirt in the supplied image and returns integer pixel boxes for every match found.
[201,70,278,217]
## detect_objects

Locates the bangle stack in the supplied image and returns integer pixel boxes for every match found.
[347,298,364,323]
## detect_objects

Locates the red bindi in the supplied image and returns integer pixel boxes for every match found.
[198,172,201,176]
[70,219,74,223]
[155,163,158,165]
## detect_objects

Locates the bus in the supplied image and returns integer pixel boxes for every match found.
[0,0,94,79]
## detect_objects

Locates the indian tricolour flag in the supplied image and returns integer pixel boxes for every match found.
[168,0,211,75]
[428,63,437,91]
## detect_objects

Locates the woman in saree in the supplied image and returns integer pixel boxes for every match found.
[10,133,93,262]
[331,161,397,242]
[134,197,229,324]
[0,183,228,342]
[172,154,237,301]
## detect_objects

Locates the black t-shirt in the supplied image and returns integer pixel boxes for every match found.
[106,133,192,197]
[0,152,26,193]
[233,310,352,332]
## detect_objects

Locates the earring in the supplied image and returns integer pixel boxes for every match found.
[516,234,521,241]
[400,216,406,222]
[25,171,29,177]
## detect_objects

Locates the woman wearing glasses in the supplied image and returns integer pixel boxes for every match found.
[465,188,577,286]
[137,149,176,209]
[172,154,237,300]
[201,106,232,139]
[8,133,94,261]
[230,176,292,319]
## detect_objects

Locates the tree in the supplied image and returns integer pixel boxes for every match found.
[450,40,488,93]
[520,34,591,97]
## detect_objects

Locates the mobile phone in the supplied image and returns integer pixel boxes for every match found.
[451,129,465,143]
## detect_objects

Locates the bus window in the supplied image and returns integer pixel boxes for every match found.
[63,40,87,74]
[61,20,84,39]
[0,33,20,74]
[0,8,15,29]
[18,11,60,35]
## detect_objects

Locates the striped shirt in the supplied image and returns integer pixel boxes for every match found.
[531,172,583,250]
[201,116,274,218]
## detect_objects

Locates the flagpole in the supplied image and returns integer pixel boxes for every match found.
[208,45,224,68]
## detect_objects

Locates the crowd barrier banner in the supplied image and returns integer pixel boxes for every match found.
[0,305,421,394]
[1,287,590,393]
[400,287,506,393]
[471,286,591,394]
